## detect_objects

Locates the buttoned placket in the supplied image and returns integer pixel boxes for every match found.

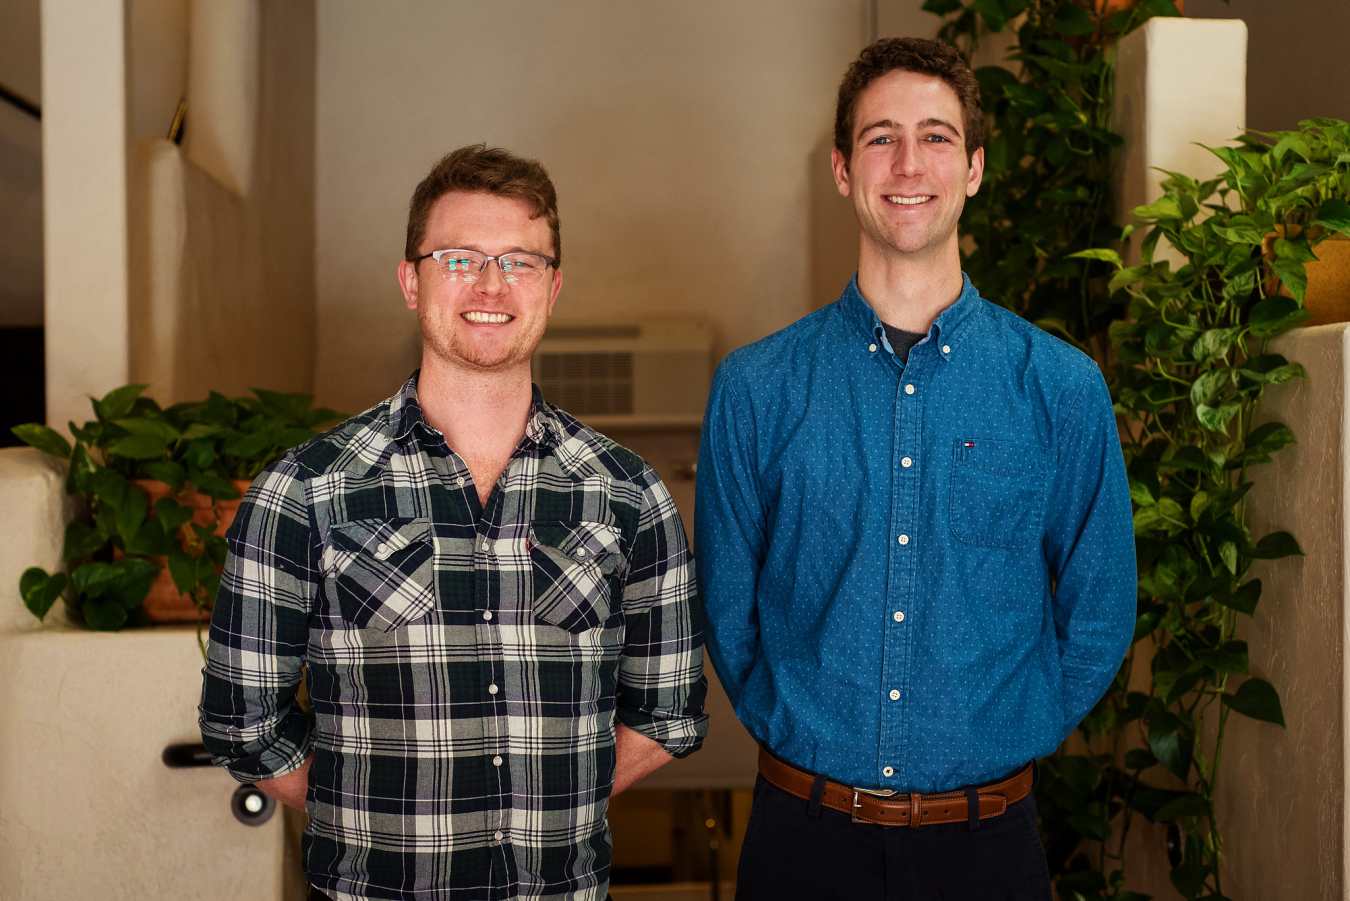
[874,326,951,789]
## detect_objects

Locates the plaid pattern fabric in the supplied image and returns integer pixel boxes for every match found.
[199,373,708,901]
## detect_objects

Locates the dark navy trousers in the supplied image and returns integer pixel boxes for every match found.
[735,775,1052,901]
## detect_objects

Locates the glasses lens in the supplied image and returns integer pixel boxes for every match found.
[437,251,486,282]
[497,254,548,286]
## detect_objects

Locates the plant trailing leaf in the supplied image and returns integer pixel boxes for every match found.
[11,424,72,459]
[20,567,67,621]
[1221,678,1286,727]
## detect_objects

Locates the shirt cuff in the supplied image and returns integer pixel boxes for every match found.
[616,708,710,759]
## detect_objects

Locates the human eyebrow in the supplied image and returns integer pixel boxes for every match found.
[856,119,900,141]
[917,117,962,139]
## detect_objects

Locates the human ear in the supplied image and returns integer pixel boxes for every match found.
[397,259,420,310]
[830,146,852,198]
[965,146,985,198]
[546,267,563,317]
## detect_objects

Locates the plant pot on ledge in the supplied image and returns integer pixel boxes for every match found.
[126,478,253,623]
[1265,230,1350,327]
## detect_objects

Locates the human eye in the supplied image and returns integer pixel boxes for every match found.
[867,134,893,146]
[501,255,539,272]
[925,133,952,144]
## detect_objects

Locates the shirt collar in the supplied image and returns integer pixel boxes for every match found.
[388,370,562,450]
[837,271,983,353]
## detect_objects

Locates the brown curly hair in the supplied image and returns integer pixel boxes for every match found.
[405,144,561,267]
[834,37,983,167]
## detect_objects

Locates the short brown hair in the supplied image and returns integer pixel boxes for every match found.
[834,37,983,166]
[405,144,561,267]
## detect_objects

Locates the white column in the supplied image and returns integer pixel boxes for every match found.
[40,0,132,428]
[1112,18,1248,265]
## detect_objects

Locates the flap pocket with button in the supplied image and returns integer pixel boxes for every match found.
[327,518,437,631]
[948,438,1049,549]
[529,520,624,633]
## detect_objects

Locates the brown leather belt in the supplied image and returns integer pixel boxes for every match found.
[757,746,1033,827]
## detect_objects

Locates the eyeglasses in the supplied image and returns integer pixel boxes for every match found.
[413,249,556,287]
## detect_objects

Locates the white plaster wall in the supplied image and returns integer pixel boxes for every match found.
[40,0,132,429]
[1112,17,1248,266]
[0,625,285,901]
[313,0,938,414]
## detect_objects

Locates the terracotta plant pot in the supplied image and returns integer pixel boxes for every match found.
[128,478,253,623]
[1264,228,1350,327]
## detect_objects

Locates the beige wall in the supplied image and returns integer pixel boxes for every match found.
[0,0,43,328]
[313,0,939,414]
[1188,0,1350,132]
[124,0,316,406]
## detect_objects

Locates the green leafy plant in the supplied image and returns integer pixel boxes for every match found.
[1041,119,1346,901]
[13,385,342,634]
[923,0,1187,357]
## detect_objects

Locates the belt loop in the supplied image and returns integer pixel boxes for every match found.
[807,774,827,819]
[965,786,980,832]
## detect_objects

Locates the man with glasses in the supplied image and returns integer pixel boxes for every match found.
[697,38,1134,899]
[200,144,707,901]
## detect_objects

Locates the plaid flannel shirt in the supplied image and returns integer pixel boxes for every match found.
[199,373,708,901]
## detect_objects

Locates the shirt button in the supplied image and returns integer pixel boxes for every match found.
[898,534,910,546]
[868,343,877,353]
[488,683,498,694]
[942,344,951,354]
[481,539,489,551]
[456,476,465,487]
[482,610,493,621]
[901,457,912,468]
[883,766,895,778]
[375,543,389,558]
[493,756,503,767]
[889,689,900,701]
[575,547,587,558]
[904,384,915,395]
[494,830,504,842]
[893,611,905,623]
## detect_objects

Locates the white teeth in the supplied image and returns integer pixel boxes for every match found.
[462,311,513,324]
[886,195,934,205]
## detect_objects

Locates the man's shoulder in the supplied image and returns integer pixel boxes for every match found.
[715,304,836,388]
[543,404,658,491]
[971,298,1101,382]
[270,395,404,483]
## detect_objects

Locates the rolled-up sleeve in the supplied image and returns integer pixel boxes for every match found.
[199,457,317,783]
[1043,370,1137,740]
[614,469,708,758]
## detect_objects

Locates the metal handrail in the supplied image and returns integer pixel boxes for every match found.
[0,81,40,120]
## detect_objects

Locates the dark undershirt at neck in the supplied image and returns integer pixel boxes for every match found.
[881,323,927,364]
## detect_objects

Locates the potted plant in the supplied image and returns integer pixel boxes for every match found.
[14,385,343,637]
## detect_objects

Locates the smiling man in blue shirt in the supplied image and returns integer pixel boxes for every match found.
[697,38,1135,900]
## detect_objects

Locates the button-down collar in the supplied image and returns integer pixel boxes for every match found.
[838,272,981,360]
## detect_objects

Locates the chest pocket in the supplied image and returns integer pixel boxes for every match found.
[327,518,437,631]
[530,520,624,633]
[948,438,1049,549]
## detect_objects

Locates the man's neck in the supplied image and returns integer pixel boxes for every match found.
[855,233,965,334]
[416,353,534,504]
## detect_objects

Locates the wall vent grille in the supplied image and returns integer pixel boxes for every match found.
[536,351,634,415]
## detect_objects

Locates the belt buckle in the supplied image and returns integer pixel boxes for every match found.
[850,786,897,824]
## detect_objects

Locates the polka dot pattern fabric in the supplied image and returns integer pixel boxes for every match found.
[696,274,1136,793]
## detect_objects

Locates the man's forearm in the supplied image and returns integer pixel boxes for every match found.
[612,723,673,796]
[255,753,312,810]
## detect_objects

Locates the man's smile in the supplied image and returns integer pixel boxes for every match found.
[461,310,515,324]
[884,194,935,205]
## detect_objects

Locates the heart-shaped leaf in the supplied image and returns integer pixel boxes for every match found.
[11,424,73,459]
[20,568,68,621]
[1222,677,1285,726]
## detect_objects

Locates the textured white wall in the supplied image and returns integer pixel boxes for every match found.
[313,0,939,414]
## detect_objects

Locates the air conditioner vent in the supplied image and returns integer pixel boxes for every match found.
[536,351,634,415]
[533,320,713,424]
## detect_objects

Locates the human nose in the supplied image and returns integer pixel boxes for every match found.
[473,258,511,293]
[892,135,922,176]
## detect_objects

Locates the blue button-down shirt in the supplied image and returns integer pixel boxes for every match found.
[696,274,1134,793]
